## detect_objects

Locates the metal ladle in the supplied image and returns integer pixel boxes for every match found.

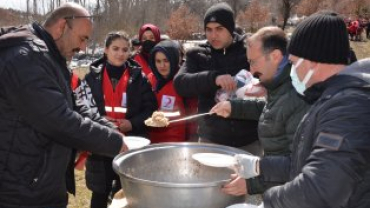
[169,112,212,124]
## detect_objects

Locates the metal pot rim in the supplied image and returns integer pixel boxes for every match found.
[113,142,249,188]
[120,173,230,188]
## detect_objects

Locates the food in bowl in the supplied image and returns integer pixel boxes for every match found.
[145,111,169,127]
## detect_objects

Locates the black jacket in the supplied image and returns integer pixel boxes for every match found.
[84,57,157,193]
[229,63,310,194]
[174,34,258,147]
[261,59,370,208]
[84,57,157,137]
[230,63,309,155]
[0,23,123,208]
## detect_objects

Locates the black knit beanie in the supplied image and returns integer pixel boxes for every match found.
[204,2,235,35]
[288,11,350,65]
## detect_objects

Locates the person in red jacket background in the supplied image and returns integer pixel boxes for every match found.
[133,23,161,75]
[147,40,191,143]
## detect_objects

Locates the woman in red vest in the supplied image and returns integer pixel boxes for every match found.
[147,40,193,143]
[83,31,157,208]
[133,23,161,75]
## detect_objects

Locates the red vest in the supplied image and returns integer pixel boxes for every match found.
[134,54,152,76]
[148,73,186,143]
[71,72,79,90]
[102,67,130,123]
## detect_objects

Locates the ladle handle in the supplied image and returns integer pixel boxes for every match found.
[169,112,211,124]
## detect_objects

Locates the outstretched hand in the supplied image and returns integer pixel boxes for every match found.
[119,135,129,153]
[210,101,232,118]
[117,119,132,133]
[221,173,247,196]
[215,74,237,91]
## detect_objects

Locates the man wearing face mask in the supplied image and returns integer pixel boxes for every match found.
[133,23,161,75]
[227,11,370,208]
[210,26,310,197]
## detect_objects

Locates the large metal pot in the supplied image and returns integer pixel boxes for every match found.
[113,142,247,208]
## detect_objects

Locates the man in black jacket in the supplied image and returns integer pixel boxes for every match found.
[174,2,259,153]
[232,11,370,208]
[0,3,127,208]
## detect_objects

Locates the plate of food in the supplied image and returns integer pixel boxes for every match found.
[145,111,169,127]
[192,153,236,168]
[124,136,150,150]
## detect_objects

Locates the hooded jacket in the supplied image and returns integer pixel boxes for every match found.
[147,40,186,143]
[261,59,370,208]
[83,57,157,192]
[84,57,157,137]
[138,23,161,44]
[134,23,161,75]
[0,23,123,207]
[174,33,258,147]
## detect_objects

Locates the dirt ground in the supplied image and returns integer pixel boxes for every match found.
[68,170,91,208]
[67,40,370,208]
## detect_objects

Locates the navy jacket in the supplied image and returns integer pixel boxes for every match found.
[262,59,370,208]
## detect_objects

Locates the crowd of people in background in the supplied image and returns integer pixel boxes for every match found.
[0,1,369,208]
[346,16,370,41]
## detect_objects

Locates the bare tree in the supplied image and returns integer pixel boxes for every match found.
[296,0,321,16]
[25,0,30,21]
[278,0,302,30]
[224,0,249,18]
[237,0,270,32]
[167,5,201,40]
[297,0,341,16]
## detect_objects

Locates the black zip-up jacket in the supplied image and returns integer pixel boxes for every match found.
[174,33,258,147]
[261,59,370,208]
[84,57,157,137]
[84,57,157,193]
[0,23,123,208]
[229,63,310,194]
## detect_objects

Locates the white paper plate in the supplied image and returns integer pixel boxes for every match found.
[109,198,128,208]
[124,136,150,150]
[192,153,236,168]
[226,203,259,208]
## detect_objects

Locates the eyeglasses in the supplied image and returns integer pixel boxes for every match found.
[64,15,94,20]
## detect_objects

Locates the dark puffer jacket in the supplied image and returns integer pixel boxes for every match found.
[0,23,123,207]
[230,63,309,156]
[84,57,157,193]
[262,59,370,208]
[174,33,258,147]
[229,63,310,194]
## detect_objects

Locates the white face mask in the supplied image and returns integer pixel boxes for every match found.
[290,58,314,95]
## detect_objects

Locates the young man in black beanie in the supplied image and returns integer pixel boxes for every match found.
[226,11,370,208]
[174,2,260,155]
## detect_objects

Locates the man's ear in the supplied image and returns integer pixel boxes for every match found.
[270,49,283,64]
[56,18,67,38]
